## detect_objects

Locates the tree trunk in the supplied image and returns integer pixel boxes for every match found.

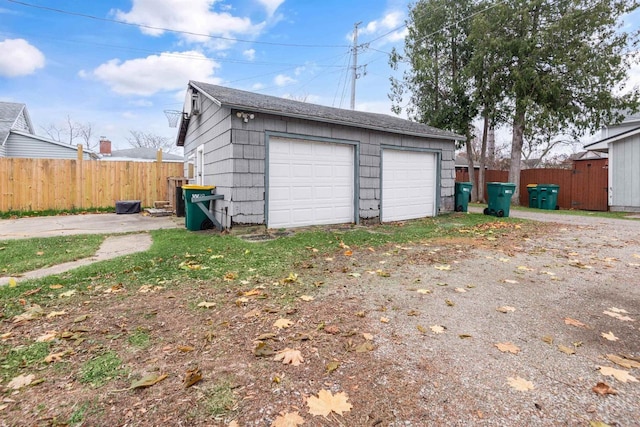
[465,129,477,202]
[478,110,489,203]
[509,104,526,205]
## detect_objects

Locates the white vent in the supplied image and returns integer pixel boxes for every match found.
[191,93,201,116]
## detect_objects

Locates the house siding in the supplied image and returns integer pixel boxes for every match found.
[5,133,92,159]
[14,110,30,133]
[610,134,640,211]
[182,96,233,227]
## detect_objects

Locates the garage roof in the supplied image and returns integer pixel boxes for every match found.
[190,81,464,141]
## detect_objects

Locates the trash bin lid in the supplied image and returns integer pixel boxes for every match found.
[182,184,215,190]
[526,184,537,187]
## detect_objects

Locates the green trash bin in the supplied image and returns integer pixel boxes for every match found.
[527,184,539,208]
[454,182,473,212]
[484,182,516,217]
[183,184,215,231]
[537,184,560,210]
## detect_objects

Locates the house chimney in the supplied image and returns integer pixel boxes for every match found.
[99,137,111,155]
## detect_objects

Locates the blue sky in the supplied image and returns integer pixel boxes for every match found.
[1,0,639,153]
[0,0,411,150]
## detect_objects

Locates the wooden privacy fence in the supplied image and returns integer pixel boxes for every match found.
[456,159,608,211]
[0,157,184,212]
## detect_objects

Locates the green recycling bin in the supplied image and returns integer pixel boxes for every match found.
[454,182,473,212]
[537,184,560,210]
[183,184,215,231]
[527,184,540,208]
[484,182,516,217]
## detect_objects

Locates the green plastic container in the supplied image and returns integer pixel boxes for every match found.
[484,182,516,217]
[527,184,539,208]
[537,184,560,210]
[183,184,215,231]
[454,182,473,212]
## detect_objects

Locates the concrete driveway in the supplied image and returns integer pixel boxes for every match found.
[0,213,181,240]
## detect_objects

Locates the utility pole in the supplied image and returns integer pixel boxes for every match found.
[350,21,361,110]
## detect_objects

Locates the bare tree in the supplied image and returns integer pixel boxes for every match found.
[126,131,175,153]
[40,115,97,151]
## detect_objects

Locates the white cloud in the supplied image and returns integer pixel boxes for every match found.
[243,49,256,60]
[0,39,45,77]
[346,10,406,45]
[113,0,264,46]
[294,66,306,76]
[274,74,296,86]
[82,51,220,96]
[256,0,285,16]
[251,82,266,90]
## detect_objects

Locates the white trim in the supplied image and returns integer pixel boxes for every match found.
[196,144,204,185]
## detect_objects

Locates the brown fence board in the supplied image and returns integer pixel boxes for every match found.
[520,169,573,208]
[0,158,183,212]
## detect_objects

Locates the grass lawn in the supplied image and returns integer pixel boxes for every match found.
[469,202,636,220]
[0,235,105,276]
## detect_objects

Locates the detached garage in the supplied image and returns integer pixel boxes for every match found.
[177,81,463,229]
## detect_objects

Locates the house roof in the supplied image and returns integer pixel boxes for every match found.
[0,102,33,146]
[585,125,640,152]
[189,81,465,142]
[10,130,99,159]
[106,147,183,161]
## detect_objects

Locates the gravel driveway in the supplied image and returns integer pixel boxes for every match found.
[326,213,640,426]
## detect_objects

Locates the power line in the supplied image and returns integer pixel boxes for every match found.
[7,0,350,48]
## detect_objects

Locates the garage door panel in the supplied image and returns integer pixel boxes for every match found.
[382,149,436,222]
[269,138,354,228]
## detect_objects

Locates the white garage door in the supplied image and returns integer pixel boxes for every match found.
[268,138,354,228]
[382,149,437,222]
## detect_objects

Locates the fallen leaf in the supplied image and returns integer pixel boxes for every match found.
[601,331,619,342]
[407,310,419,316]
[603,311,635,322]
[326,361,340,373]
[416,325,427,334]
[58,290,76,298]
[416,289,432,294]
[229,421,239,427]
[299,295,314,302]
[243,289,261,297]
[254,342,275,357]
[430,325,445,334]
[22,288,41,297]
[564,317,587,328]
[49,284,63,289]
[608,307,628,314]
[8,277,17,287]
[355,341,375,352]
[44,351,68,363]
[274,348,304,366]
[307,389,352,416]
[380,317,389,323]
[347,272,361,278]
[558,345,576,355]
[376,269,390,277]
[434,264,451,271]
[517,266,534,271]
[274,318,293,329]
[130,373,168,389]
[344,250,353,257]
[36,331,57,342]
[598,366,638,383]
[13,305,44,323]
[46,310,66,319]
[282,273,298,283]
[184,368,202,388]
[496,306,516,313]
[495,342,520,354]
[542,335,554,345]
[271,411,305,427]
[458,334,472,339]
[454,288,467,293]
[503,279,519,284]
[255,333,277,341]
[590,421,612,427]
[507,376,534,391]
[197,301,215,308]
[73,314,89,323]
[445,299,455,306]
[605,354,640,369]
[499,258,511,263]
[362,333,373,341]
[7,374,35,390]
[592,382,618,396]
[177,345,195,352]
[338,241,350,249]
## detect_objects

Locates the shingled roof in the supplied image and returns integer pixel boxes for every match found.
[0,102,30,146]
[190,81,464,141]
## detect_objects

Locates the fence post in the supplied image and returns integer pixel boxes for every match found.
[156,149,163,201]
[76,144,84,208]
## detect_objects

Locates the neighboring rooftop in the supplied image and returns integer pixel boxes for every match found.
[0,102,31,145]
[190,81,465,141]
[106,147,183,161]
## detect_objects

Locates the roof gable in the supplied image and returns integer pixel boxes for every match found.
[0,102,34,146]
[585,125,640,152]
[189,81,464,141]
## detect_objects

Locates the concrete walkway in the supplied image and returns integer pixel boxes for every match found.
[0,233,153,286]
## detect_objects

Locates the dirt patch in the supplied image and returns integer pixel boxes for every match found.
[2,221,639,426]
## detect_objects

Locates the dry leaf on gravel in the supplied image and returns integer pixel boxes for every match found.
[7,374,34,390]
[598,366,638,383]
[434,264,451,271]
[274,318,293,329]
[503,279,519,284]
[454,288,467,293]
[603,311,635,322]
[362,333,373,341]
[355,341,375,353]
[299,295,314,302]
[197,302,215,308]
[307,389,352,416]
[558,345,576,355]
[380,317,389,323]
[605,354,640,369]
[12,305,44,323]
[507,376,534,391]
[36,331,57,342]
[416,289,432,294]
[563,317,587,328]
[44,351,68,363]
[495,342,520,354]
[46,310,66,319]
[184,367,202,388]
[129,373,168,390]
[607,307,628,314]
[590,421,612,427]
[274,348,304,366]
[601,332,619,342]
[517,266,534,271]
[430,325,445,334]
[59,290,76,298]
[592,382,618,396]
[271,411,305,427]
[496,306,516,313]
